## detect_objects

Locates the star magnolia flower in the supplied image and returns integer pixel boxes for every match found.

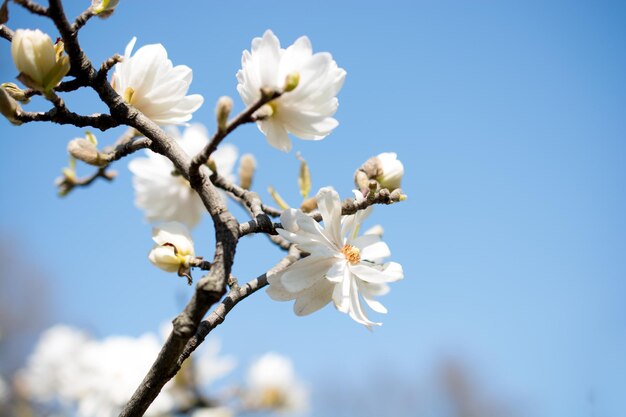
[376,152,404,191]
[267,187,404,328]
[148,222,195,273]
[11,29,70,92]
[244,353,308,414]
[111,37,203,125]
[237,30,346,152]
[129,124,238,227]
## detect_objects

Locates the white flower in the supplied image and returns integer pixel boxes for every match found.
[70,334,177,417]
[148,222,195,273]
[111,37,203,125]
[194,338,236,389]
[16,325,89,403]
[244,353,308,414]
[17,325,181,417]
[267,187,404,328]
[237,30,346,152]
[11,29,70,92]
[191,408,235,417]
[376,152,404,191]
[129,124,238,227]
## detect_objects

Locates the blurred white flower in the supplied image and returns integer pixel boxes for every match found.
[376,152,404,191]
[244,353,308,414]
[194,338,236,389]
[191,407,235,417]
[16,325,89,403]
[71,334,178,417]
[17,325,181,417]
[11,29,70,92]
[111,37,203,125]
[148,222,195,273]
[237,30,346,152]
[129,124,238,228]
[267,187,404,328]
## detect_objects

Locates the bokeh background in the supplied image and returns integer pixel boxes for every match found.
[1,1,625,416]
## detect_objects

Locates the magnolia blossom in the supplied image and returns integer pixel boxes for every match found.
[237,30,346,152]
[17,325,182,417]
[244,353,308,414]
[129,124,238,227]
[11,29,70,92]
[148,222,195,273]
[16,325,90,402]
[191,408,235,417]
[111,37,203,125]
[267,187,404,328]
[376,152,404,190]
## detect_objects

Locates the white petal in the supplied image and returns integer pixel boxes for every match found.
[280,256,334,293]
[293,278,333,316]
[349,262,402,284]
[315,187,343,246]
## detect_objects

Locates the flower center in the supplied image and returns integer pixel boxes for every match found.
[341,244,361,265]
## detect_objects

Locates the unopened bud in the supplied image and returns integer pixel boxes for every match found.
[238,153,256,190]
[215,96,233,132]
[149,222,195,280]
[0,86,22,125]
[92,0,120,17]
[300,197,317,213]
[206,158,218,175]
[283,72,300,93]
[268,186,290,210]
[67,137,110,167]
[1,83,30,104]
[375,152,404,191]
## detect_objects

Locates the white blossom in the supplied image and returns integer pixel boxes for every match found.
[191,408,235,417]
[376,152,404,191]
[17,326,181,417]
[194,338,237,389]
[244,353,308,414]
[111,37,203,125]
[16,325,89,403]
[129,124,238,228]
[237,30,346,152]
[148,222,195,273]
[11,29,70,92]
[267,187,404,328]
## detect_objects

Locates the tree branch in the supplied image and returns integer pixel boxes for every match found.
[0,24,13,41]
[176,246,300,369]
[72,6,95,32]
[188,89,282,186]
[13,0,48,16]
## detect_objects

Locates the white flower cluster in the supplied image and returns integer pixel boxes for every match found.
[16,325,235,417]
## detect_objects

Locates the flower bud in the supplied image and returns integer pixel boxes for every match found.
[238,153,256,190]
[1,82,30,104]
[67,136,110,167]
[376,152,404,191]
[11,29,70,92]
[0,85,22,125]
[215,96,233,132]
[283,72,300,93]
[148,222,195,273]
[92,0,120,17]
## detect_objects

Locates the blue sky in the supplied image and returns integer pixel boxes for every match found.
[1,1,625,416]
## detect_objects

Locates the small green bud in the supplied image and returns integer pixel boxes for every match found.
[0,86,22,125]
[283,72,300,93]
[1,83,30,104]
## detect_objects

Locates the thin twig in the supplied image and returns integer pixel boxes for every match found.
[0,24,13,41]
[72,6,94,31]
[13,0,48,16]
[188,89,282,186]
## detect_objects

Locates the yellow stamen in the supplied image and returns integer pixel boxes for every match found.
[341,244,361,265]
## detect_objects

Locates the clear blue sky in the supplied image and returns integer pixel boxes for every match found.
[1,1,625,416]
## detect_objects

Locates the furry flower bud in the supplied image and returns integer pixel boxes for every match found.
[0,85,22,125]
